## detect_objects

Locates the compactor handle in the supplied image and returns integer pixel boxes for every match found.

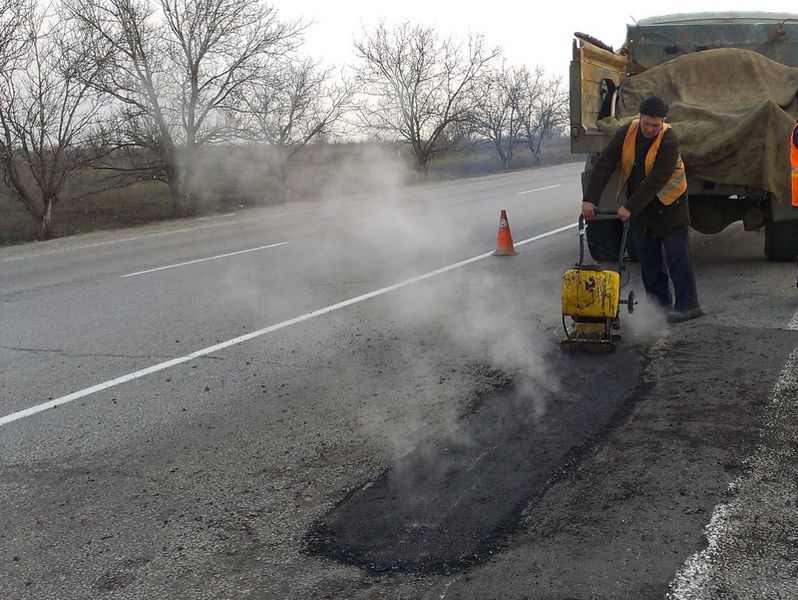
[593,207,621,216]
[578,209,631,270]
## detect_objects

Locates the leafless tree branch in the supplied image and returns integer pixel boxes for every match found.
[0,8,106,239]
[238,58,353,191]
[354,22,499,175]
[514,69,568,164]
[468,63,527,169]
[64,0,304,216]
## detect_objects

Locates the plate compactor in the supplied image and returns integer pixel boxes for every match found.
[561,209,637,352]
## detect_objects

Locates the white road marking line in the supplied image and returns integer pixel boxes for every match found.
[438,575,462,599]
[120,242,287,278]
[0,222,577,427]
[517,184,561,195]
[196,213,236,221]
[0,218,254,262]
[667,308,798,598]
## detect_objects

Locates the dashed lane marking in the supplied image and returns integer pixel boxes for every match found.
[0,217,251,262]
[517,184,561,195]
[120,242,287,278]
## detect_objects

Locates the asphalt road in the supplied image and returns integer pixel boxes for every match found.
[2,162,797,599]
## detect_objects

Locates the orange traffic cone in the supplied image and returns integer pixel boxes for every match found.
[493,209,518,256]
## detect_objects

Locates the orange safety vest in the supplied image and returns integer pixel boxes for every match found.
[791,120,798,207]
[620,119,687,206]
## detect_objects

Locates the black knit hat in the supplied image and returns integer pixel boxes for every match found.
[639,96,668,117]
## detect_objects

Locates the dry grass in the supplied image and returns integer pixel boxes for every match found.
[1,139,574,246]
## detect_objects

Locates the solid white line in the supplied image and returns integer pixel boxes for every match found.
[667,347,798,599]
[196,213,236,221]
[667,307,798,599]
[120,242,287,278]
[0,222,577,427]
[517,184,561,195]
[514,222,577,247]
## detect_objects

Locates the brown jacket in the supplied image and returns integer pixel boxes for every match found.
[583,122,689,238]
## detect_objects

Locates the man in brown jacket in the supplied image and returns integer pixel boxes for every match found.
[581,96,703,323]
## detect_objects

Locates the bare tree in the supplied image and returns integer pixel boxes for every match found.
[65,0,303,216]
[469,64,524,169]
[240,58,353,191]
[0,0,33,69]
[354,22,498,176]
[515,69,568,165]
[0,0,34,200]
[0,10,105,239]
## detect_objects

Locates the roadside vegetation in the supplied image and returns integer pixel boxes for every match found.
[0,0,571,245]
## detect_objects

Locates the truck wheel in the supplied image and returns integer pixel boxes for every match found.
[764,218,798,262]
[586,219,623,263]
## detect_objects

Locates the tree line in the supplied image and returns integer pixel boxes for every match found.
[0,0,568,239]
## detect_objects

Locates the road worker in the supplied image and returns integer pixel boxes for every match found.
[581,95,703,323]
[791,120,798,286]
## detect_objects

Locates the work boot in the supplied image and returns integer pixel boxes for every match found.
[666,306,704,323]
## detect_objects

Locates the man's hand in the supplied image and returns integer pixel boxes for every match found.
[581,202,596,218]
[617,205,632,221]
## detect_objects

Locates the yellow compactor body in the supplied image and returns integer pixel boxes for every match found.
[561,266,621,350]
[561,212,635,351]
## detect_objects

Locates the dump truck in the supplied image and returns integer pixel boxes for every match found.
[570,12,798,262]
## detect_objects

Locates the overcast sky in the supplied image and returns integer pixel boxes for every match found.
[280,1,798,78]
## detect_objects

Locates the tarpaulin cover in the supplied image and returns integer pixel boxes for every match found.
[597,48,798,201]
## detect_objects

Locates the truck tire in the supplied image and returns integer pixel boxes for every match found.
[586,219,623,263]
[764,218,798,262]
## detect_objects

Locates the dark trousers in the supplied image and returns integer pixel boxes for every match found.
[630,225,699,311]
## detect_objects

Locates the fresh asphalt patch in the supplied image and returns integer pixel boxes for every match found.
[305,346,649,574]
[436,323,798,599]
[306,322,798,589]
